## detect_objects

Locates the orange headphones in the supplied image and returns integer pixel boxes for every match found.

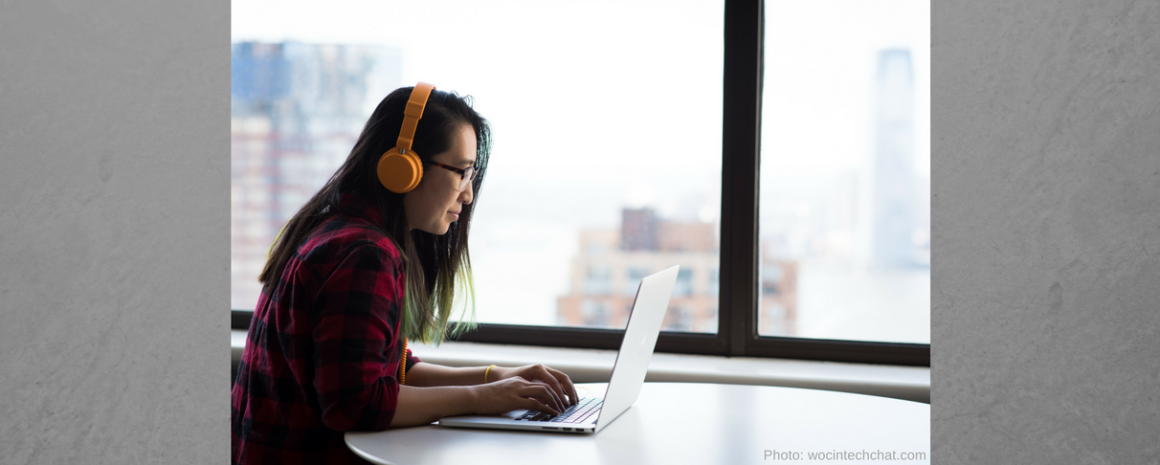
[377,82,436,193]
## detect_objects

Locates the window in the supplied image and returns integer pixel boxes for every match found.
[759,0,929,345]
[231,0,929,366]
[232,0,724,332]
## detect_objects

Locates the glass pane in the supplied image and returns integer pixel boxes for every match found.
[759,0,930,343]
[231,0,724,333]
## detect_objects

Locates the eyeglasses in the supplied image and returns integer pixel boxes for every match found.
[428,161,477,191]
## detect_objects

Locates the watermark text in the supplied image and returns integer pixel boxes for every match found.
[764,449,926,461]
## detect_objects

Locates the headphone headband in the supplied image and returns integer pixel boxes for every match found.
[396,82,436,153]
[378,82,436,193]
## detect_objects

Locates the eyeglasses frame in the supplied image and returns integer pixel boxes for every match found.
[427,160,477,190]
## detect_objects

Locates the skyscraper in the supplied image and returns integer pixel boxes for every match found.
[871,48,920,269]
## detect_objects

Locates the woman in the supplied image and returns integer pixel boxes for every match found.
[232,84,578,464]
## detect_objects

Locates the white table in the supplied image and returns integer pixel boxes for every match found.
[346,382,930,465]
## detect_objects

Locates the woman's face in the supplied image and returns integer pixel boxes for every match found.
[404,123,477,235]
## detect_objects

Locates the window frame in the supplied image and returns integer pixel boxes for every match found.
[230,0,930,367]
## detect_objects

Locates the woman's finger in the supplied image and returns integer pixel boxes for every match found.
[545,366,577,401]
[512,379,560,412]
[534,366,569,407]
[547,367,579,405]
[519,388,560,415]
[521,397,558,415]
[529,381,565,412]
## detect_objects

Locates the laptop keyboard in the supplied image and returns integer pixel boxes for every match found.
[515,397,602,424]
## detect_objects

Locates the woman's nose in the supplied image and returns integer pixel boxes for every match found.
[459,181,473,204]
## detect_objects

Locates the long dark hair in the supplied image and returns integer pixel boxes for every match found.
[259,86,490,343]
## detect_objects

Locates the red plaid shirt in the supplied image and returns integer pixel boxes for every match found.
[232,193,420,465]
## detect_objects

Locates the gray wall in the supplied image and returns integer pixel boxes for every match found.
[932,0,1160,462]
[0,0,1157,463]
[0,1,229,463]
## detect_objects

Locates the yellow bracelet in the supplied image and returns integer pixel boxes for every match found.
[484,364,497,384]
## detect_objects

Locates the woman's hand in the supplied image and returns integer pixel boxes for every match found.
[489,364,579,407]
[470,376,568,416]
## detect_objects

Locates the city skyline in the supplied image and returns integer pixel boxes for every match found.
[556,207,799,335]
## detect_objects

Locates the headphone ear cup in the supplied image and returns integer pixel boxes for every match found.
[377,149,424,193]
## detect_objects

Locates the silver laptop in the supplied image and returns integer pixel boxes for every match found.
[438,265,679,434]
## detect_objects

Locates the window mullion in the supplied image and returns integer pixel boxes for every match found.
[720,0,763,357]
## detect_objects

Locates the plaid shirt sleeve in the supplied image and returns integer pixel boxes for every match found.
[311,243,407,432]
